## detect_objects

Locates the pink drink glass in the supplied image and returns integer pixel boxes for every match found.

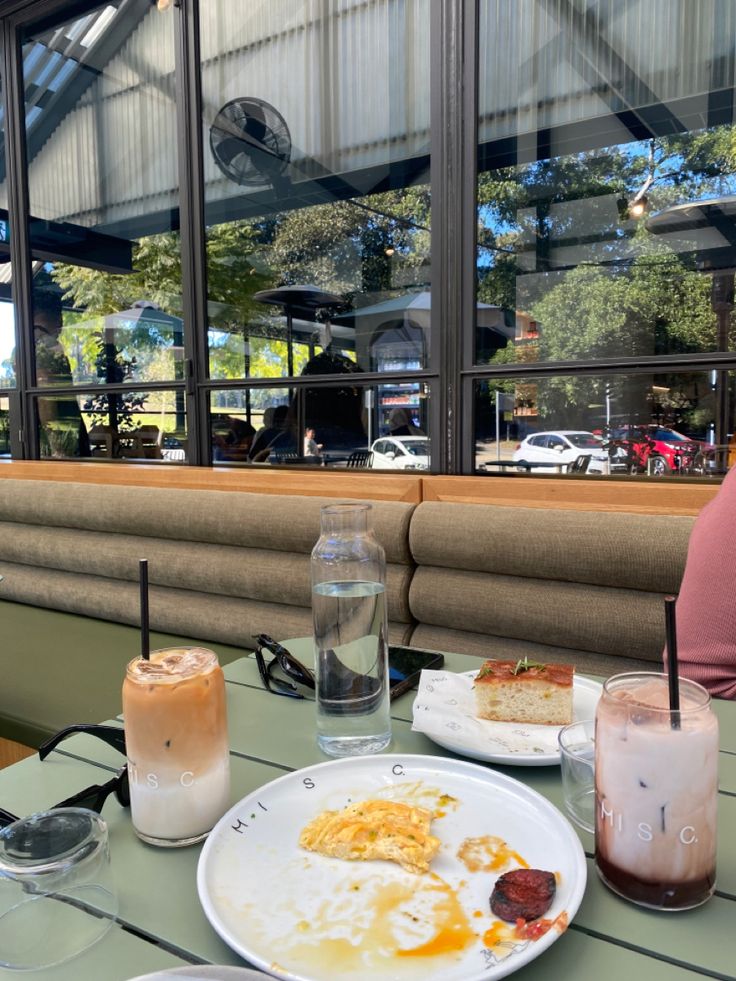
[595,671,718,910]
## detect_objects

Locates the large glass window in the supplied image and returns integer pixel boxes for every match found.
[37,388,187,461]
[3,0,736,484]
[473,0,736,479]
[22,1,184,459]
[210,381,431,470]
[475,370,733,478]
[200,0,431,464]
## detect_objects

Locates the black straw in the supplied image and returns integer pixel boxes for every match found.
[664,595,680,729]
[139,559,150,660]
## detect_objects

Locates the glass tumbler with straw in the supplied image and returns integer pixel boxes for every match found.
[594,596,719,910]
[121,559,231,846]
[311,503,392,757]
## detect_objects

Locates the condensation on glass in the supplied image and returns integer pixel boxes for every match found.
[200,0,431,389]
[209,382,430,471]
[474,372,734,478]
[21,2,184,459]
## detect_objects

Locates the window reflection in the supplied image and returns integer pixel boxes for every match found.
[475,372,733,478]
[37,389,187,462]
[210,383,430,469]
[475,139,736,366]
[22,0,185,464]
[0,396,10,456]
[201,0,431,383]
[0,61,13,387]
[33,292,186,388]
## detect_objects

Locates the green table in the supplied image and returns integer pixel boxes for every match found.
[0,648,734,981]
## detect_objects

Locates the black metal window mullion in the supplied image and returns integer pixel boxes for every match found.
[460,0,480,475]
[431,0,478,475]
[3,12,36,459]
[173,0,209,467]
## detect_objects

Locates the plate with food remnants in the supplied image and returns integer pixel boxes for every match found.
[197,754,587,981]
[411,660,603,765]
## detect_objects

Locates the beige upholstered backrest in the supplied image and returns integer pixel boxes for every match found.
[407,502,694,675]
[0,480,416,648]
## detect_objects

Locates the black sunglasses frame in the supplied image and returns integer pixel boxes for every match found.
[253,634,315,698]
[0,724,129,830]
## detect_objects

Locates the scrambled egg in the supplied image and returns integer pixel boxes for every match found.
[299,799,441,874]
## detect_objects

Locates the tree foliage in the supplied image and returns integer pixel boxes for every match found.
[47,126,736,437]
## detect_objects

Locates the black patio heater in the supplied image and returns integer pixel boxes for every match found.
[254,285,343,376]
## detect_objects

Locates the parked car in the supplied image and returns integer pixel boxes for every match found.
[603,425,708,476]
[512,431,609,473]
[370,435,430,470]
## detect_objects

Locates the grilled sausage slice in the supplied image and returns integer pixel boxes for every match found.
[490,868,556,922]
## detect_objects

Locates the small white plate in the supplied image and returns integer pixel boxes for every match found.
[412,671,603,766]
[197,754,587,981]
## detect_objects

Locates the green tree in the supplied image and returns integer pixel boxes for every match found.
[51,222,293,389]
[267,188,431,299]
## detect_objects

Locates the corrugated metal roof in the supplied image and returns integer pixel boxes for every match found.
[479,0,736,151]
[19,0,736,231]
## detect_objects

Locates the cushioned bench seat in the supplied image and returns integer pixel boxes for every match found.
[0,479,417,745]
[0,480,416,646]
[407,501,695,676]
[0,477,700,746]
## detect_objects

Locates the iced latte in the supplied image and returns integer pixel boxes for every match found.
[122,647,230,847]
[595,672,718,910]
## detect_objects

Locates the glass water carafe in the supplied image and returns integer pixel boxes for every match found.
[311,503,391,757]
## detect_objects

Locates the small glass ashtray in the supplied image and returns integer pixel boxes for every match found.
[0,807,118,969]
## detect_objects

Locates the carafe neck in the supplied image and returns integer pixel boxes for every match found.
[320,502,371,537]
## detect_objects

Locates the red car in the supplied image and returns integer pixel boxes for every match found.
[603,426,707,475]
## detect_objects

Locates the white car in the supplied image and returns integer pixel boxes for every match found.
[512,431,608,474]
[370,436,430,470]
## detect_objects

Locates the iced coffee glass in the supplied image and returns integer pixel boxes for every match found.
[595,671,718,910]
[122,647,230,847]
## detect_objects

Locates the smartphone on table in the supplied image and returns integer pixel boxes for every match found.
[388,645,444,701]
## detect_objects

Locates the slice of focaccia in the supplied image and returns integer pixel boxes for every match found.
[299,799,440,874]
[473,659,574,725]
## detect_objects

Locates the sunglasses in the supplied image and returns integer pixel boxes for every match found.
[253,634,315,698]
[0,724,129,830]
[253,634,382,713]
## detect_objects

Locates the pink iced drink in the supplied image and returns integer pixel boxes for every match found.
[595,673,718,910]
[123,647,230,847]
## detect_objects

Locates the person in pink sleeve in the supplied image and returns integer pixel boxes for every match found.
[670,465,736,698]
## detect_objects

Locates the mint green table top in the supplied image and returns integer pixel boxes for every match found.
[0,647,734,981]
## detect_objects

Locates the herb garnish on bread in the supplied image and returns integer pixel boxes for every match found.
[473,659,574,725]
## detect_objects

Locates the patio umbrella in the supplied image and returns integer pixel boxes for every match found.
[332,289,514,333]
[331,290,515,361]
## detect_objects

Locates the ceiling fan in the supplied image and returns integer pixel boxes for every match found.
[209,97,292,194]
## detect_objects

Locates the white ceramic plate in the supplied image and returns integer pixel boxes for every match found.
[411,672,603,766]
[127,968,264,980]
[197,754,587,981]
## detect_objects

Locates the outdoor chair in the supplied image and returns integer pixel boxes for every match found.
[269,452,301,465]
[346,449,374,468]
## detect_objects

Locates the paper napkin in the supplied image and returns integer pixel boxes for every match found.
[411,669,562,757]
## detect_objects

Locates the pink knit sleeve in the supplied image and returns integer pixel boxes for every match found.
[666,468,736,699]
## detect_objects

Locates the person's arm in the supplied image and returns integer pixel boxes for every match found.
[667,469,736,698]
